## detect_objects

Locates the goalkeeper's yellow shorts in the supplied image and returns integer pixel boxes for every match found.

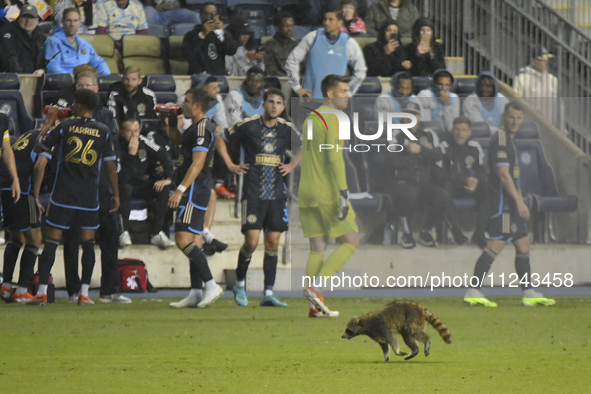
[299,203,358,239]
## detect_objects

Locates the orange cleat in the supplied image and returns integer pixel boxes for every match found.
[29,294,47,305]
[215,184,236,199]
[78,295,95,306]
[13,292,35,304]
[309,307,324,318]
[1,285,14,302]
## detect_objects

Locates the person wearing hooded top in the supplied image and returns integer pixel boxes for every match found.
[224,66,266,127]
[375,71,417,123]
[225,17,265,77]
[365,0,418,44]
[286,9,366,98]
[363,19,411,77]
[463,72,509,133]
[417,69,460,132]
[407,17,446,77]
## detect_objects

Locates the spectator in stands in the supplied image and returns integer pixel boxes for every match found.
[339,0,366,35]
[0,5,45,75]
[363,19,411,77]
[264,11,298,78]
[226,17,264,77]
[286,10,367,98]
[143,0,200,28]
[463,72,509,133]
[407,17,445,77]
[387,101,468,247]
[299,0,341,26]
[95,0,148,44]
[375,71,417,118]
[53,0,100,34]
[365,0,419,44]
[118,118,175,249]
[108,66,157,126]
[417,69,460,132]
[182,2,238,75]
[45,8,111,75]
[437,117,488,249]
[225,66,266,128]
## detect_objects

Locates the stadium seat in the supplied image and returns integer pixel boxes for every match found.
[170,23,196,36]
[422,120,445,136]
[412,76,431,95]
[470,122,491,139]
[98,74,122,104]
[191,74,229,95]
[168,35,188,75]
[352,36,376,52]
[146,75,177,104]
[185,0,226,15]
[264,76,281,90]
[34,118,45,130]
[516,122,539,139]
[266,24,310,40]
[344,149,388,212]
[38,73,74,119]
[0,73,33,136]
[37,21,53,37]
[80,34,120,74]
[147,24,169,38]
[141,118,160,134]
[453,77,476,97]
[226,0,275,24]
[354,77,382,97]
[122,35,168,75]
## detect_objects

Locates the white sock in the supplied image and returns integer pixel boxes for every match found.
[189,289,202,299]
[523,288,537,298]
[16,286,27,295]
[2,282,12,289]
[204,279,217,290]
[264,289,273,296]
[236,279,245,287]
[81,284,90,297]
[203,228,214,244]
[37,284,48,296]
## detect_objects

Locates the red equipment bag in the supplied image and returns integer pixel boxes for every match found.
[118,258,148,293]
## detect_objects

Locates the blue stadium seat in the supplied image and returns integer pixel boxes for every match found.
[170,23,196,36]
[146,75,177,104]
[0,73,33,136]
[516,122,539,139]
[453,77,476,97]
[39,73,74,118]
[354,77,382,97]
[227,0,275,24]
[412,76,431,95]
[470,122,491,139]
[191,74,230,97]
[344,149,388,212]
[422,120,445,136]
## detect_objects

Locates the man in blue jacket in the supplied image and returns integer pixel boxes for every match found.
[45,8,110,75]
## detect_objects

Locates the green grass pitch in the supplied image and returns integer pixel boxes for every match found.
[1,297,590,393]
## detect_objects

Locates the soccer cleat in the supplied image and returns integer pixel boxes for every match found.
[215,184,236,199]
[28,294,47,305]
[1,285,14,302]
[161,232,176,248]
[452,228,468,246]
[99,294,132,304]
[418,230,437,247]
[119,231,132,248]
[471,233,488,249]
[69,293,80,303]
[78,295,95,306]
[151,232,174,250]
[464,297,498,307]
[304,287,338,317]
[522,295,556,307]
[197,284,223,308]
[210,239,228,253]
[309,307,324,318]
[400,233,416,249]
[260,295,287,307]
[233,285,248,306]
[13,292,35,304]
[202,243,217,256]
[169,295,200,308]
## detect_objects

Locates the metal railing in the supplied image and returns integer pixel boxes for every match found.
[414,0,591,153]
[541,0,591,35]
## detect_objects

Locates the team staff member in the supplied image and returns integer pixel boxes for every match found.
[0,114,43,303]
[31,90,119,306]
[299,75,359,318]
[464,102,555,307]
[216,88,301,308]
[168,88,223,309]
[107,66,157,127]
[286,10,366,98]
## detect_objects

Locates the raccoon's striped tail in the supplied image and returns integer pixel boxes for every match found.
[426,312,452,344]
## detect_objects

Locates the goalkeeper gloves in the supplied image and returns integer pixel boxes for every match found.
[338,190,349,221]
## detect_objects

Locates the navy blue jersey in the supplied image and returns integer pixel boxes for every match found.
[0,130,51,194]
[176,117,215,208]
[488,129,520,211]
[222,116,298,200]
[40,117,116,210]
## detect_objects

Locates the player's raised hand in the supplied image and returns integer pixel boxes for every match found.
[168,189,183,209]
[338,190,350,221]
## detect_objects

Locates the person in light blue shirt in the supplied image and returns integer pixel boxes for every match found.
[462,72,509,133]
[417,69,460,132]
[45,8,110,75]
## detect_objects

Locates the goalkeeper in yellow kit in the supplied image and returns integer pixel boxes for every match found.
[298,75,359,318]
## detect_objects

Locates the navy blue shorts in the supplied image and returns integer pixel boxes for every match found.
[45,202,99,230]
[175,194,207,235]
[1,191,41,231]
[488,204,528,243]
[241,198,288,234]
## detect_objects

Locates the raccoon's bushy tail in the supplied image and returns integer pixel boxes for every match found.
[426,312,452,344]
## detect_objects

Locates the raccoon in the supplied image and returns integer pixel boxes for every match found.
[342,300,452,361]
